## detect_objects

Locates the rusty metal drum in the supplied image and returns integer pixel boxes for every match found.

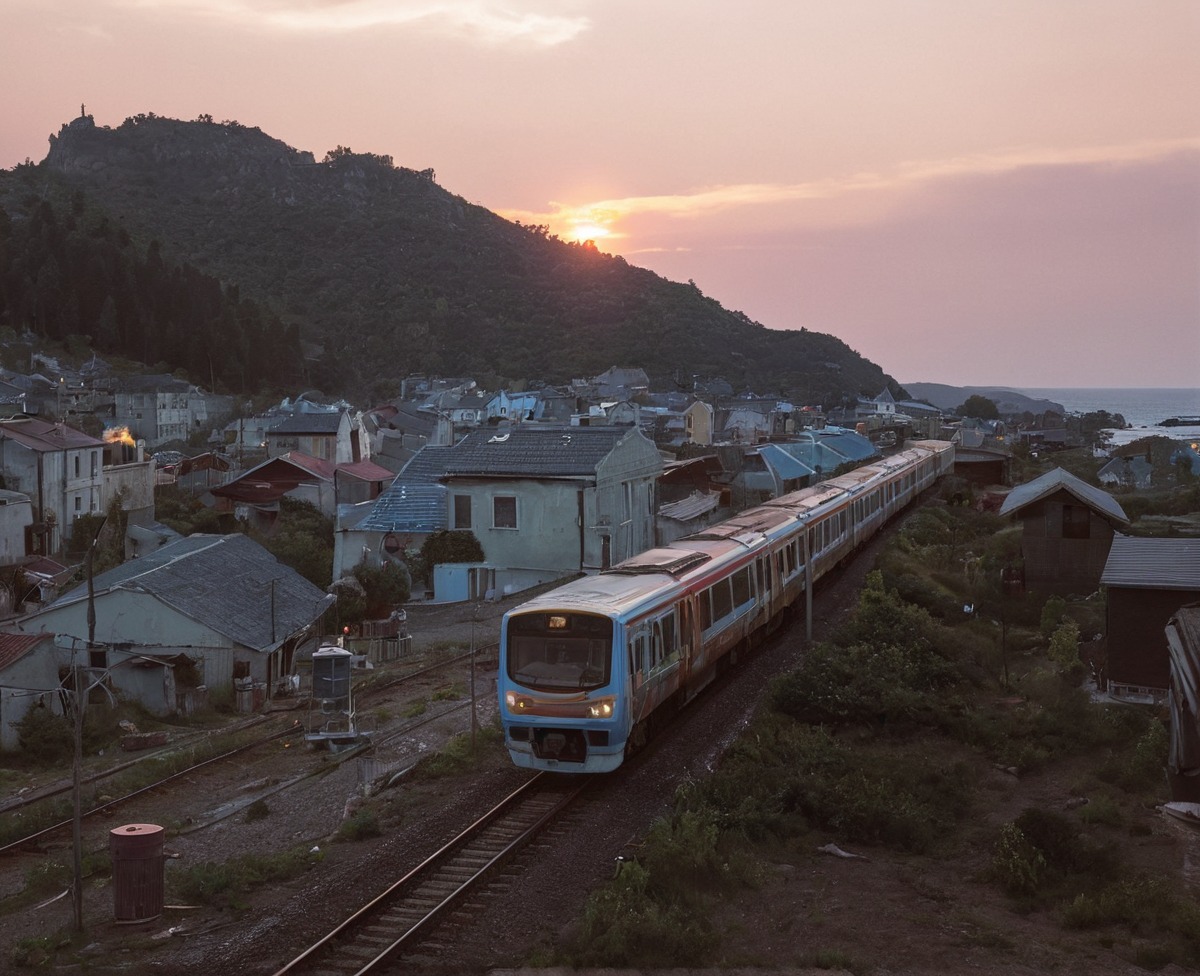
[109,823,165,923]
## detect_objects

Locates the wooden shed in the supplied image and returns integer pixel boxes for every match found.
[997,467,1129,597]
[1102,538,1200,703]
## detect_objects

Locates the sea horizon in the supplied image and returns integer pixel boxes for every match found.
[1012,387,1200,432]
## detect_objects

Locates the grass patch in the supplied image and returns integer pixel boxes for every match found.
[402,700,428,718]
[412,726,504,779]
[170,845,324,909]
[336,807,382,842]
[431,683,464,702]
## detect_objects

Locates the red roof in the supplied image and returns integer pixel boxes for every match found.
[0,631,51,671]
[0,418,105,452]
[336,460,394,482]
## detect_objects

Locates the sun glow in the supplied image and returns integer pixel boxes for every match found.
[567,221,610,243]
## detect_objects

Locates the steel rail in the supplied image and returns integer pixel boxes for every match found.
[272,771,587,975]
[0,721,303,856]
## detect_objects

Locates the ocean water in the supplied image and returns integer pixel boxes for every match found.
[1015,388,1200,430]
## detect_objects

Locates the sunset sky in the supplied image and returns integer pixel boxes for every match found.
[2,1,1197,389]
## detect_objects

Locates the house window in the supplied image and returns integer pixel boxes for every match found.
[493,496,517,529]
[74,496,82,512]
[74,455,80,478]
[454,494,472,529]
[1063,504,1090,540]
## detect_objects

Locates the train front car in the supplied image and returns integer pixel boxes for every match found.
[500,603,625,772]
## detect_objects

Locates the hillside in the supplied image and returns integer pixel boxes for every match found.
[5,111,897,401]
[903,382,1065,416]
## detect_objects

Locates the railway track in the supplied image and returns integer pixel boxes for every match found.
[272,771,588,976]
[0,720,306,856]
[0,645,493,856]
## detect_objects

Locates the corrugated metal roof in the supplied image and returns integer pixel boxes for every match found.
[757,444,817,481]
[44,534,331,651]
[359,483,448,533]
[659,491,720,522]
[1102,536,1200,590]
[998,467,1129,524]
[269,411,345,434]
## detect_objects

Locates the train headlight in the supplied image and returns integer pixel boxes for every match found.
[505,691,530,711]
[587,698,615,718]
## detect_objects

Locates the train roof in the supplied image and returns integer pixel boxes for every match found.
[507,570,685,620]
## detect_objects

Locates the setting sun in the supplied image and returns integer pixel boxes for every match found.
[568,221,610,243]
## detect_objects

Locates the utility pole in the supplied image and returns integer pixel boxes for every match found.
[469,605,479,752]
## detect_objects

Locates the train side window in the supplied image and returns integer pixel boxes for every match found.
[732,567,751,607]
[711,579,734,621]
[659,613,677,660]
[699,591,713,630]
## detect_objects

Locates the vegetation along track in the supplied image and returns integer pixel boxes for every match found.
[272,772,588,976]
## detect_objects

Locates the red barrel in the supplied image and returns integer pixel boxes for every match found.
[109,823,165,923]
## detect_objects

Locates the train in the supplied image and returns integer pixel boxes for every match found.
[497,439,955,773]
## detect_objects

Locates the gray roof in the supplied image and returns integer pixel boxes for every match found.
[998,467,1129,523]
[1101,536,1200,590]
[269,411,345,435]
[442,427,635,478]
[47,534,331,651]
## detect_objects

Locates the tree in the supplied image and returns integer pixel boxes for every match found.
[957,395,999,421]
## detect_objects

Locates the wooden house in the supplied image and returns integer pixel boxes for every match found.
[1101,537,1200,703]
[997,467,1129,597]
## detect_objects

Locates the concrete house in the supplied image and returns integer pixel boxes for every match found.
[267,409,367,464]
[0,418,106,553]
[110,374,232,449]
[17,534,333,707]
[0,632,62,751]
[0,489,34,567]
[341,428,663,600]
[997,467,1129,597]
[1101,537,1200,704]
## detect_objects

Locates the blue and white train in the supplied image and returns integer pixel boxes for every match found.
[497,440,954,772]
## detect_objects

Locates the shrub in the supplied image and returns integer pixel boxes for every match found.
[992,822,1046,895]
[336,808,381,841]
[15,706,73,764]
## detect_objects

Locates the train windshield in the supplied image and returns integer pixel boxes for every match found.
[506,612,613,692]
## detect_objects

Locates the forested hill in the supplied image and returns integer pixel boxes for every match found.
[5,112,899,402]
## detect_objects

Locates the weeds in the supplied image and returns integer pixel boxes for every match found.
[170,845,324,909]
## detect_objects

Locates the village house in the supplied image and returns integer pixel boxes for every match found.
[15,533,333,712]
[0,631,61,751]
[1165,605,1200,802]
[336,427,663,601]
[0,418,106,553]
[1101,536,1200,704]
[212,450,392,526]
[266,408,368,464]
[110,374,232,449]
[0,489,34,569]
[997,467,1129,597]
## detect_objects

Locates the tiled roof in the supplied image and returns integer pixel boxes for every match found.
[442,427,632,478]
[46,534,331,651]
[1101,536,1200,590]
[0,631,50,671]
[269,411,345,435]
[998,467,1129,524]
